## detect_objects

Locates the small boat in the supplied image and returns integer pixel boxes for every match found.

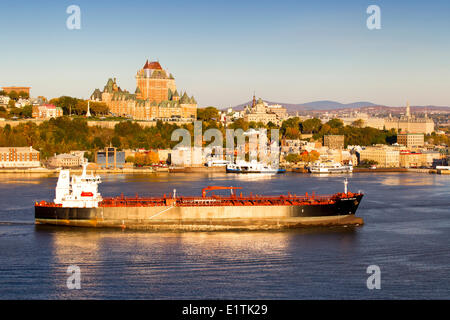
[308,161,353,174]
[226,160,286,174]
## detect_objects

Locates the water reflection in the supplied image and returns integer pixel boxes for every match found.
[3,172,448,298]
[35,226,359,298]
[379,174,441,186]
[0,173,56,184]
[228,173,279,181]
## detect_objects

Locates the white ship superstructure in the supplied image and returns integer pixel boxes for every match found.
[226,160,285,174]
[308,161,353,174]
[54,161,102,208]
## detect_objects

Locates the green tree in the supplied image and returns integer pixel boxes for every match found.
[327,118,344,129]
[301,118,322,133]
[93,137,105,149]
[197,107,219,121]
[18,91,29,99]
[285,153,301,163]
[228,118,249,131]
[8,91,18,101]
[51,96,78,115]
[351,119,365,128]
[22,105,33,118]
[90,101,109,115]
[266,121,278,129]
[111,136,121,148]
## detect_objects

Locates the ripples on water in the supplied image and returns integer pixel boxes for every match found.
[0,172,449,299]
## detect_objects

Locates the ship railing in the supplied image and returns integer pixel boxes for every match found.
[35,201,62,207]
[96,192,361,207]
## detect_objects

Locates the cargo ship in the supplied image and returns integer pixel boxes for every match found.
[35,162,364,230]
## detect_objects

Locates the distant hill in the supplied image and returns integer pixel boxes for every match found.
[231,100,379,112]
[229,100,449,113]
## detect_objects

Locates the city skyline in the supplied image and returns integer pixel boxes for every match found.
[1,0,450,107]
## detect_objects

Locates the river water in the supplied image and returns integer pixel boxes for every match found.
[0,172,449,299]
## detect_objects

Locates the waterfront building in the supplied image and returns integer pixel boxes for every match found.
[420,150,443,167]
[384,102,435,134]
[399,151,422,168]
[95,147,125,169]
[157,149,172,163]
[90,60,197,121]
[0,146,40,168]
[32,104,63,119]
[398,150,441,168]
[359,146,400,167]
[319,149,356,165]
[324,135,344,149]
[48,153,82,168]
[397,133,425,148]
[171,147,205,167]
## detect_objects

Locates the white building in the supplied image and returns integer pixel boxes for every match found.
[0,95,10,106]
[0,147,41,168]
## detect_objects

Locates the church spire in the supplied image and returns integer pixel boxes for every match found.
[406,101,411,118]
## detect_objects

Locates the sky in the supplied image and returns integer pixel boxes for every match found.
[0,0,449,107]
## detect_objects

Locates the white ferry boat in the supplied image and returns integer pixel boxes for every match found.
[226,160,286,174]
[308,161,353,174]
[206,159,230,167]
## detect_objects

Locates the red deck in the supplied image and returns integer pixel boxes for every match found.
[35,186,361,208]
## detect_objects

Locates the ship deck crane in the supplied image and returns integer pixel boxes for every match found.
[202,186,242,198]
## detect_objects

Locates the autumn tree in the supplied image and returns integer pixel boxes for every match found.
[18,91,29,99]
[351,119,365,128]
[8,91,18,101]
[327,118,344,129]
[285,153,301,163]
[228,118,249,131]
[301,118,322,133]
[197,107,219,121]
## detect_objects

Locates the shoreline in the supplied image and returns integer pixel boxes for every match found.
[0,167,442,174]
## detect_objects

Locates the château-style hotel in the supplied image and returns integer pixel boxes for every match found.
[90,60,197,121]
